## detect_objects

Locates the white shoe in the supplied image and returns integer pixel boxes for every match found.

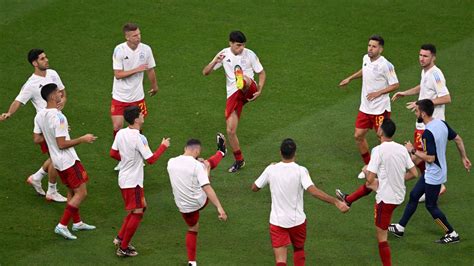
[188,261,197,266]
[26,175,46,196]
[419,194,426,203]
[114,163,121,171]
[72,222,96,231]
[46,191,67,202]
[357,171,366,179]
[54,225,77,240]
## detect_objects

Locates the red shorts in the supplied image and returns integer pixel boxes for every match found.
[39,141,48,154]
[181,199,209,227]
[355,111,390,130]
[57,161,89,189]
[269,220,307,248]
[225,79,258,120]
[121,185,146,211]
[374,201,398,230]
[414,129,425,151]
[110,99,148,117]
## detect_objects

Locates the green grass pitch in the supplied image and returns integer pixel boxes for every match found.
[0,0,473,265]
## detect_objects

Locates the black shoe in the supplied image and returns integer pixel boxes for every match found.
[217,133,227,156]
[116,247,138,257]
[335,189,351,207]
[435,233,460,244]
[228,160,245,173]
[388,224,404,238]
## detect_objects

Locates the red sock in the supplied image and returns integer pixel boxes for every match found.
[233,150,243,161]
[113,129,119,139]
[346,184,372,204]
[60,204,78,226]
[207,151,223,170]
[293,248,305,266]
[72,208,81,224]
[120,213,143,250]
[416,162,425,173]
[186,231,198,261]
[361,152,371,165]
[117,213,133,240]
[378,241,391,266]
[276,263,287,266]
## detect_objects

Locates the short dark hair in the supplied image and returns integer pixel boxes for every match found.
[123,23,139,33]
[421,44,436,55]
[40,83,58,101]
[416,99,435,117]
[186,139,201,147]
[380,119,396,138]
[28,49,44,65]
[124,106,141,124]
[369,34,384,47]
[280,138,296,160]
[229,31,246,43]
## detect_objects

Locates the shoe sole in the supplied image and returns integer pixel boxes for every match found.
[388,229,404,238]
[55,230,77,240]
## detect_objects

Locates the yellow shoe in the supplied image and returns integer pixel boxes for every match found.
[234,65,244,90]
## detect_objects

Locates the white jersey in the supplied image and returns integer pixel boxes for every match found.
[15,69,65,112]
[112,127,153,189]
[360,55,399,115]
[367,141,415,204]
[33,108,79,171]
[112,42,156,102]
[167,155,210,213]
[212,47,263,98]
[416,65,450,130]
[254,162,314,228]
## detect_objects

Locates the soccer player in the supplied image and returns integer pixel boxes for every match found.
[389,99,471,244]
[167,134,228,266]
[392,44,450,201]
[202,30,266,173]
[336,119,418,266]
[33,83,97,240]
[110,106,170,257]
[339,35,399,179]
[1,48,67,202]
[252,138,349,266]
[111,22,159,170]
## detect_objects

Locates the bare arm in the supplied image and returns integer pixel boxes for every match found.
[366,83,400,101]
[306,185,350,213]
[0,100,22,121]
[257,70,266,91]
[251,183,260,192]
[405,166,418,181]
[391,85,420,101]
[202,53,225,76]
[57,89,67,111]
[339,69,362,87]
[202,184,228,221]
[146,68,159,96]
[431,94,451,106]
[33,133,45,144]
[114,64,148,80]
[453,135,472,172]
[56,134,97,150]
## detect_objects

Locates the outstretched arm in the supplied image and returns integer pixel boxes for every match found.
[391,85,420,101]
[1,100,22,121]
[306,185,350,213]
[202,53,225,76]
[56,134,97,149]
[202,184,228,221]
[339,69,362,87]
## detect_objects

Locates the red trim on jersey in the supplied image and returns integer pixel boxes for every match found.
[110,149,121,161]
[146,144,168,164]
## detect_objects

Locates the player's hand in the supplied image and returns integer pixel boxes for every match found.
[248,90,262,101]
[57,100,65,111]
[404,141,414,152]
[406,101,416,111]
[81,134,97,143]
[148,86,159,96]
[0,113,11,121]
[335,200,350,213]
[391,92,406,102]
[462,157,472,172]
[217,207,227,221]
[214,53,225,64]
[338,78,351,87]
[161,137,170,147]
[136,64,148,73]
[366,91,382,101]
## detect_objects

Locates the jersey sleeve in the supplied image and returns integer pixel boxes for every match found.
[196,162,210,187]
[384,61,399,85]
[250,51,264,73]
[422,130,436,156]
[15,83,33,105]
[366,147,381,174]
[49,70,65,90]
[54,113,69,138]
[33,114,42,134]
[442,121,458,140]
[254,166,270,188]
[300,166,314,190]
[136,134,153,160]
[147,46,156,68]
[432,70,449,97]
[112,46,123,70]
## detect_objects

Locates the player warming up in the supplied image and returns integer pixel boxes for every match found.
[252,138,349,266]
[33,83,97,240]
[167,134,228,266]
[110,106,170,257]
[339,35,399,179]
[336,119,418,266]
[1,49,67,202]
[389,99,471,244]
[111,23,159,170]
[203,30,266,173]
[392,44,451,202]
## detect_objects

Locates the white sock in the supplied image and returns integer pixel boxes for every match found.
[57,223,67,229]
[32,167,47,181]
[188,261,197,266]
[396,224,405,232]
[47,182,57,194]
